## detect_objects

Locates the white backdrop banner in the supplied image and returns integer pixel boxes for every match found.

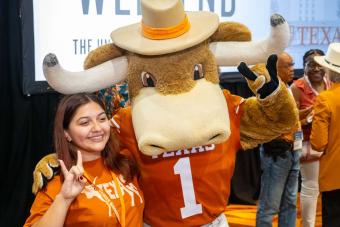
[32,0,340,80]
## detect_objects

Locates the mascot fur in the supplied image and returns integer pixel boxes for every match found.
[33,0,298,226]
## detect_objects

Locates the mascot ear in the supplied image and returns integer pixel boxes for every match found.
[32,153,60,194]
[209,21,251,42]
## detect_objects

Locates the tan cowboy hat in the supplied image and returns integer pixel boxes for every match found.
[314,43,340,74]
[111,0,219,56]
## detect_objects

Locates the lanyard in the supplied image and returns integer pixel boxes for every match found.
[83,170,126,227]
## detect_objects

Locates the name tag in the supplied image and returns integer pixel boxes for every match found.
[293,131,303,151]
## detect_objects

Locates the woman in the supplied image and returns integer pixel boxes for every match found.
[291,49,330,227]
[25,93,144,227]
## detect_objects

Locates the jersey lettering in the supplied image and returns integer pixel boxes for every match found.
[174,157,202,219]
[152,144,215,159]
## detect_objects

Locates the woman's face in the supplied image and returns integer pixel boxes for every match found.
[304,55,325,83]
[65,101,110,155]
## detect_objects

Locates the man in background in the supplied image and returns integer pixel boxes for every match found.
[277,52,295,85]
[256,52,301,227]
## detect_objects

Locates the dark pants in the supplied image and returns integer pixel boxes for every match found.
[322,189,340,227]
[256,140,299,227]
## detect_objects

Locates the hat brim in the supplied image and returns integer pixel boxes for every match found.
[314,56,340,74]
[111,11,219,56]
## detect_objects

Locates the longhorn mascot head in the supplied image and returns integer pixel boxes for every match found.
[43,0,290,156]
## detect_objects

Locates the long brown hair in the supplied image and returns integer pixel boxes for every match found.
[54,93,137,182]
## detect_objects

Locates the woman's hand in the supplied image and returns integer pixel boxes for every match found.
[306,110,314,124]
[58,150,86,204]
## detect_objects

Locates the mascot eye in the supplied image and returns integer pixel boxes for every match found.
[141,72,156,87]
[193,64,204,80]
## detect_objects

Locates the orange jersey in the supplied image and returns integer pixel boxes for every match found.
[112,90,242,226]
[24,157,144,227]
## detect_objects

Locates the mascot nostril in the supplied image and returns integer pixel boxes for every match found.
[209,133,223,141]
[32,0,299,226]
[150,144,165,149]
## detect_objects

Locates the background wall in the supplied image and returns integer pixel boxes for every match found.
[0,1,60,226]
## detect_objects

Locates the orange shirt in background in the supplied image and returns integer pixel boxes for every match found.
[310,83,340,192]
[293,77,330,141]
[24,157,144,227]
[293,78,318,141]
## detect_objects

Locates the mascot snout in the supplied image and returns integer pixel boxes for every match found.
[132,80,231,156]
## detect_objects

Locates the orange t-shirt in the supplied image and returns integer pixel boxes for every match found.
[112,90,242,227]
[311,83,340,192]
[24,157,144,227]
[293,78,318,140]
[293,77,330,141]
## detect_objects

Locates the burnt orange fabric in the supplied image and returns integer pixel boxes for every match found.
[293,78,321,141]
[293,78,317,141]
[310,83,340,192]
[293,78,318,110]
[112,90,242,226]
[24,157,144,227]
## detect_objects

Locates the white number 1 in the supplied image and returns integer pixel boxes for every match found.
[174,157,203,219]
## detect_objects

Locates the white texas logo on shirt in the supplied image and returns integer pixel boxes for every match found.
[81,176,143,217]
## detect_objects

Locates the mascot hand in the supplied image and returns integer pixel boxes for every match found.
[32,153,60,194]
[237,54,279,99]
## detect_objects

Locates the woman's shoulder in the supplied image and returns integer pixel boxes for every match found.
[39,174,62,199]
[293,77,306,88]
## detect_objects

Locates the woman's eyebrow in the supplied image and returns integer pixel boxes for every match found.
[77,116,90,121]
[98,112,106,116]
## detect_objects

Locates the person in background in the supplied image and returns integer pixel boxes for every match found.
[277,52,295,85]
[256,52,301,227]
[96,81,130,119]
[311,42,340,227]
[290,49,330,227]
[24,93,144,227]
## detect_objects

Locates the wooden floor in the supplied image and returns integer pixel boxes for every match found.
[225,194,322,226]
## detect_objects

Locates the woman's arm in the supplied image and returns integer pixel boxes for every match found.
[32,194,73,227]
[291,83,313,125]
[30,151,85,227]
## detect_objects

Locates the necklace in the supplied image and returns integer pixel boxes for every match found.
[304,75,330,96]
[83,170,126,227]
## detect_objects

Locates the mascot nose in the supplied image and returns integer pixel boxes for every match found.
[208,133,224,142]
[138,127,229,156]
[149,144,165,150]
[205,129,229,145]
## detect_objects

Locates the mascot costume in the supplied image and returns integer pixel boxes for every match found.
[32,0,298,226]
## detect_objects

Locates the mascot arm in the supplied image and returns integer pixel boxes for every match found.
[32,153,59,195]
[237,55,299,150]
[111,108,138,161]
